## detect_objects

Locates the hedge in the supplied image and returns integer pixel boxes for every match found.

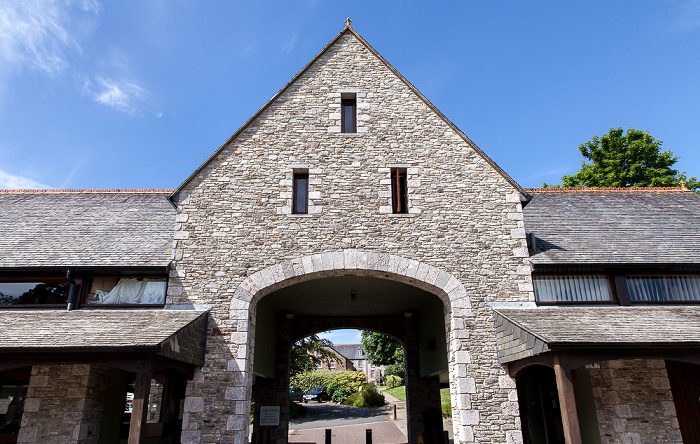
[290,370,367,403]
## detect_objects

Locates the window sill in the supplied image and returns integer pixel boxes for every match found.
[385,213,417,218]
[288,213,314,218]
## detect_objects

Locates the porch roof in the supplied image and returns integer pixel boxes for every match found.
[494,305,700,363]
[0,308,208,366]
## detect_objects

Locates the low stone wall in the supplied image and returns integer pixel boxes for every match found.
[589,359,682,444]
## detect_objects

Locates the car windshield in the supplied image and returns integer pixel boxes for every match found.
[308,387,323,393]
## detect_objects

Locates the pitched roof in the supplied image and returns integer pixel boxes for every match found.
[523,188,700,265]
[0,189,175,269]
[172,25,528,199]
[494,305,700,363]
[331,343,366,360]
[0,308,208,365]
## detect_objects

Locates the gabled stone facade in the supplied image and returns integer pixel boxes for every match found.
[168,26,532,443]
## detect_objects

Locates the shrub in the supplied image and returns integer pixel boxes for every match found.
[342,392,359,406]
[290,370,366,404]
[352,383,385,407]
[386,375,403,388]
[385,363,404,378]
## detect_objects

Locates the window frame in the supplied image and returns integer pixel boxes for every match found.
[341,97,357,133]
[391,168,408,214]
[292,172,309,215]
[0,277,75,308]
[80,276,168,308]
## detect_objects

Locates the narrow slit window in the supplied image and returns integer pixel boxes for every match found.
[391,168,408,214]
[292,172,309,214]
[341,95,356,133]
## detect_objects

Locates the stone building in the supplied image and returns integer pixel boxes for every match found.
[1,23,700,444]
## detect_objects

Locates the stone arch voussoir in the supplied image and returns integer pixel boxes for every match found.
[228,249,473,313]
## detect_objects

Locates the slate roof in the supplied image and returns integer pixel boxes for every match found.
[493,305,700,363]
[0,308,208,365]
[0,189,175,269]
[523,188,700,265]
[331,344,366,360]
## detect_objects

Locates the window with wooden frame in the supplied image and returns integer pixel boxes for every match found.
[292,172,309,214]
[391,168,408,214]
[341,94,356,133]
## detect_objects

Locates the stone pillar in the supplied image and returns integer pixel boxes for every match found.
[252,316,292,444]
[18,364,109,444]
[404,315,443,444]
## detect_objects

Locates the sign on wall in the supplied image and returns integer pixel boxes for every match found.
[260,405,281,426]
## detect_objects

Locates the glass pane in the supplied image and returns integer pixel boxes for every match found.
[534,276,612,303]
[86,278,167,305]
[627,275,700,302]
[0,368,30,435]
[294,177,308,214]
[0,281,70,305]
[342,103,355,133]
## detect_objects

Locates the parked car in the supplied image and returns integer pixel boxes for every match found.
[302,387,328,403]
[289,386,304,402]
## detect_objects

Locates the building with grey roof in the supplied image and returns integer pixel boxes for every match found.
[1,24,700,444]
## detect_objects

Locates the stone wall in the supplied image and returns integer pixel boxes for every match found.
[18,364,108,443]
[169,30,533,443]
[589,359,682,444]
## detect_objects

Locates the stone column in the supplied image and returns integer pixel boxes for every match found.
[18,364,109,444]
[404,315,443,444]
[252,316,292,444]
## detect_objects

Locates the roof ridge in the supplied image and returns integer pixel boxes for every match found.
[0,188,174,194]
[525,187,689,193]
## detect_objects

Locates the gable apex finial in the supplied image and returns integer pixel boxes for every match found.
[345,17,352,28]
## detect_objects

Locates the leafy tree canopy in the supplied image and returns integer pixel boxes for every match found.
[545,127,698,191]
[290,334,336,376]
[360,331,404,366]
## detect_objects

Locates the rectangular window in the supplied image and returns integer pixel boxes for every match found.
[292,173,308,214]
[0,280,70,306]
[533,275,612,303]
[341,95,356,133]
[627,275,700,302]
[391,168,408,214]
[329,360,335,369]
[85,278,167,305]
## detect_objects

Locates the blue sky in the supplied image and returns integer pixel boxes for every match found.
[3,1,699,345]
[1,1,699,191]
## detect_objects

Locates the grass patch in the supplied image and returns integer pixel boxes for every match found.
[440,388,451,417]
[381,385,451,417]
[383,385,406,401]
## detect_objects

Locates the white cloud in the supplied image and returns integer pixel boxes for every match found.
[92,76,146,115]
[0,169,50,189]
[0,0,99,75]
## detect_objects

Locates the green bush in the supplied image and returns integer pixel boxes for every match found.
[385,362,404,378]
[290,370,366,404]
[386,375,403,388]
[342,392,359,406]
[352,383,385,407]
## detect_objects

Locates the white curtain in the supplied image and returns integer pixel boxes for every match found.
[534,276,612,302]
[95,279,166,304]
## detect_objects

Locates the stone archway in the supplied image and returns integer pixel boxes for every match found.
[226,249,476,443]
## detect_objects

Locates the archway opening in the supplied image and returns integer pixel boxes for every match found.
[250,274,449,443]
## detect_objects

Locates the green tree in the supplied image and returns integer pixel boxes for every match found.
[289,334,336,376]
[360,331,404,366]
[548,128,698,191]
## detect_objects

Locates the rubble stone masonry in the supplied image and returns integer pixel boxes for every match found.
[168,30,533,443]
[18,364,108,444]
[589,359,682,444]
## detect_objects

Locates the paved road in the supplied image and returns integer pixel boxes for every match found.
[289,402,406,443]
[290,402,388,430]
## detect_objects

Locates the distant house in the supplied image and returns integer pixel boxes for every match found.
[331,344,386,384]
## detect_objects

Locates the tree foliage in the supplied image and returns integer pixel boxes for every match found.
[289,334,336,376]
[547,127,698,191]
[360,331,404,366]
